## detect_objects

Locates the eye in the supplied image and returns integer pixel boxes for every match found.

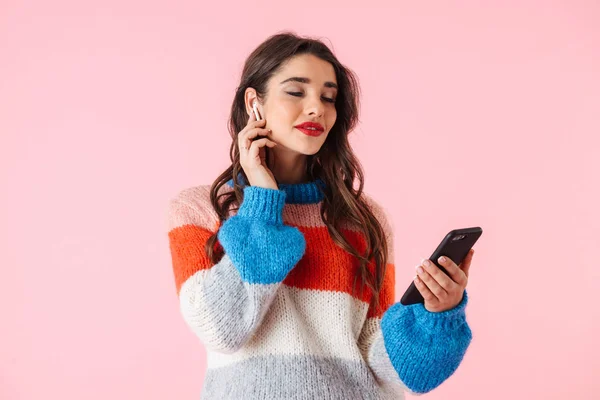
[286,91,336,104]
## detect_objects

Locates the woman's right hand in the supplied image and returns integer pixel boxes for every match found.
[238,110,279,190]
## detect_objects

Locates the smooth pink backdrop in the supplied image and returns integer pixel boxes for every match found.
[1,1,599,399]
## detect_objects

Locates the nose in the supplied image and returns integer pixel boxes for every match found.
[305,94,325,118]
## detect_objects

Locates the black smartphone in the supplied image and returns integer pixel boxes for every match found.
[400,226,483,306]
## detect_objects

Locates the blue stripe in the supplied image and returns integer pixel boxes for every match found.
[380,290,472,393]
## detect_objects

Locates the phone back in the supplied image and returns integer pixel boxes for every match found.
[400,227,483,305]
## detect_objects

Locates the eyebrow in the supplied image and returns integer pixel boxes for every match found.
[279,77,338,90]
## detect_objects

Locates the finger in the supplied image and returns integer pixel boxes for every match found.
[240,119,266,140]
[413,275,438,304]
[249,138,277,154]
[244,127,271,142]
[459,249,474,278]
[435,256,467,286]
[239,127,269,151]
[420,259,457,292]
[416,264,448,300]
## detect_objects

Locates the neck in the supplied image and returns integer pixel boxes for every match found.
[267,146,309,184]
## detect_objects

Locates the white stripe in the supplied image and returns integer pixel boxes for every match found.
[207,285,371,368]
[358,316,382,360]
[179,265,279,352]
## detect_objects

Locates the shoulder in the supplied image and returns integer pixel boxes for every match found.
[360,191,397,301]
[360,191,394,233]
[167,183,233,231]
[360,191,396,258]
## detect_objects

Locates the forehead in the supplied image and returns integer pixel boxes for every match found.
[273,54,337,86]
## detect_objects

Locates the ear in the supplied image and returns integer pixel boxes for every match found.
[245,89,257,115]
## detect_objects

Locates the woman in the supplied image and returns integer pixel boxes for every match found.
[167,31,474,399]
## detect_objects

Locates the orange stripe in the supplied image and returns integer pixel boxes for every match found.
[285,226,395,318]
[370,261,395,318]
[168,223,221,294]
[168,224,395,316]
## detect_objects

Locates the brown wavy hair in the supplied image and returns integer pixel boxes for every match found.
[204,31,389,312]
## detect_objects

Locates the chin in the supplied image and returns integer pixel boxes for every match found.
[304,147,322,156]
[292,144,322,156]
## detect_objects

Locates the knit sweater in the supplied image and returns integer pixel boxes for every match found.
[166,176,472,400]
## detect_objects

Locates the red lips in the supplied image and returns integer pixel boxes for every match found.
[294,122,324,132]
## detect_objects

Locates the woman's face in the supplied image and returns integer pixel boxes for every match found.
[251,54,338,156]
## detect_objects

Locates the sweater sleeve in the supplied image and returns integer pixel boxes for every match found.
[356,195,473,395]
[167,184,306,354]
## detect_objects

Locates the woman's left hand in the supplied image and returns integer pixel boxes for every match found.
[414,249,474,313]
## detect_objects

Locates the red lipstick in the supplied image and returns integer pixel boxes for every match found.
[294,122,324,137]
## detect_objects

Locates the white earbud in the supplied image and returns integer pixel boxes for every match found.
[252,100,262,121]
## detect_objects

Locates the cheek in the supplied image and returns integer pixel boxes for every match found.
[271,104,299,127]
[274,95,299,112]
[327,112,337,131]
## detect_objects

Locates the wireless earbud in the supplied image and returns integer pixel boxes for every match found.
[252,100,263,121]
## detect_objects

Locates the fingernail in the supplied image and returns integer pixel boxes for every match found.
[416,266,424,274]
[439,256,446,263]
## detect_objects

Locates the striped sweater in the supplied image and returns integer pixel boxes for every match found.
[166,176,472,399]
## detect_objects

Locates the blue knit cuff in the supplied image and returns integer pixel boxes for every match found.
[216,185,306,284]
[380,289,472,393]
[412,290,469,333]
[237,186,287,225]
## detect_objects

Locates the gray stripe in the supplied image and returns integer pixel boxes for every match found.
[179,254,279,353]
[368,330,411,393]
[200,354,405,400]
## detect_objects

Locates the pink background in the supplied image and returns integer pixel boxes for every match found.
[1,1,599,399]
